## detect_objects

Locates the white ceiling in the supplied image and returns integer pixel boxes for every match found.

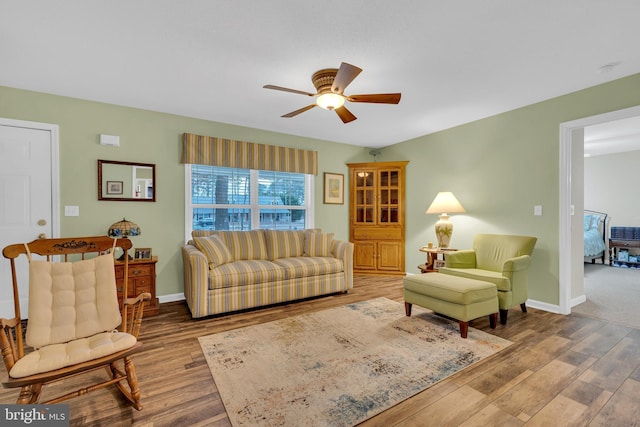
[2,1,640,149]
[585,115,640,157]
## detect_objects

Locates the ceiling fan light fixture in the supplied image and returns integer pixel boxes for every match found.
[316,92,344,110]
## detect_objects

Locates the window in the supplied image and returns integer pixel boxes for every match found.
[186,165,314,235]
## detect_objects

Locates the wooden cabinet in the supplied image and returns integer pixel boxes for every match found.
[347,161,408,275]
[609,239,640,267]
[115,256,159,316]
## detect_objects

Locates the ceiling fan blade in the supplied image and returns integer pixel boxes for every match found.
[282,104,317,118]
[335,105,357,123]
[331,62,363,94]
[263,85,316,97]
[348,93,401,104]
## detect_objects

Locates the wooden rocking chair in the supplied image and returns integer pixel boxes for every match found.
[1,236,151,409]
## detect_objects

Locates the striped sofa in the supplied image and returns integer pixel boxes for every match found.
[182,229,354,318]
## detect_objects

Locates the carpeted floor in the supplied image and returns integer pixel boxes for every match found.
[573,263,640,329]
[199,297,512,427]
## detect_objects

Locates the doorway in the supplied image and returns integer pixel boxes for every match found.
[559,105,640,315]
[0,117,60,318]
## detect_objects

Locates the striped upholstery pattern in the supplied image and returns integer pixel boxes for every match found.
[192,230,269,261]
[304,232,334,257]
[264,230,305,260]
[273,257,343,279]
[216,230,268,260]
[192,230,215,239]
[180,133,318,175]
[209,260,286,290]
[182,229,354,318]
[195,274,347,317]
[193,235,233,268]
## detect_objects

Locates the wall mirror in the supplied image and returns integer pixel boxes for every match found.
[98,159,156,202]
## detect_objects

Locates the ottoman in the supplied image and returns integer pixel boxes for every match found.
[403,273,498,338]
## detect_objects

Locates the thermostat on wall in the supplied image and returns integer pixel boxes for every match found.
[99,134,120,147]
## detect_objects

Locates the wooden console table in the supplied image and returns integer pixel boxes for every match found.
[115,256,159,316]
[609,239,640,267]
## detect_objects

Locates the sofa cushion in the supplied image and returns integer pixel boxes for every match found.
[264,230,305,260]
[208,260,286,289]
[304,232,334,257]
[273,257,344,279]
[192,230,215,239]
[194,235,234,268]
[215,230,269,260]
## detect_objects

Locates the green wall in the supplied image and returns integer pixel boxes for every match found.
[0,85,366,299]
[2,72,640,306]
[383,72,640,305]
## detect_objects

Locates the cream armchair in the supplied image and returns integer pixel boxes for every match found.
[439,233,537,325]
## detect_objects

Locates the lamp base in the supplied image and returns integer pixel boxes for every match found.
[434,214,453,248]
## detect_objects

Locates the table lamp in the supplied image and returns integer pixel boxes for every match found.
[426,192,465,248]
[107,217,141,260]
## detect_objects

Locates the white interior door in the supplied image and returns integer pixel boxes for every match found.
[0,118,59,318]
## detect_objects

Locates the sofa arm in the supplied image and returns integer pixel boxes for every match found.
[444,250,477,268]
[332,239,354,290]
[181,244,209,317]
[502,255,531,273]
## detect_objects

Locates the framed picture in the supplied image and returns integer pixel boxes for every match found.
[106,181,123,195]
[323,172,344,204]
[434,259,446,269]
[134,247,152,260]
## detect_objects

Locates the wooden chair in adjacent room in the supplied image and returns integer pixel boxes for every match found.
[0,236,151,409]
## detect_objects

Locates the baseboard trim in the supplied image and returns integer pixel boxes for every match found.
[570,294,587,308]
[159,293,185,303]
[526,299,564,315]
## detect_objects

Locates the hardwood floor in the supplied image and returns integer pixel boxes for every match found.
[2,275,639,426]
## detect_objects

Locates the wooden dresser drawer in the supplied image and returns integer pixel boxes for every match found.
[353,227,402,240]
[129,265,152,277]
[114,256,159,316]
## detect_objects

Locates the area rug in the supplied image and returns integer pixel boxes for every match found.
[199,297,512,427]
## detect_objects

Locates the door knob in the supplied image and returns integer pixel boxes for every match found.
[38,233,47,239]
[38,219,47,226]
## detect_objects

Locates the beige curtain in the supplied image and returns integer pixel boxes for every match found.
[180,133,318,175]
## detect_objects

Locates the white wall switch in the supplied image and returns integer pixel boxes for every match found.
[534,205,543,216]
[65,205,80,216]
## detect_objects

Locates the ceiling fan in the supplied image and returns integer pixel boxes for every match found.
[263,62,401,124]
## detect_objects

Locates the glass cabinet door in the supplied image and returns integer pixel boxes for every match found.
[354,169,375,223]
[378,169,400,224]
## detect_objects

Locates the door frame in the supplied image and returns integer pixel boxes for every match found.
[0,117,60,239]
[559,104,640,314]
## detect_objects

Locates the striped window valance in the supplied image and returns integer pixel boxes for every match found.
[180,133,318,175]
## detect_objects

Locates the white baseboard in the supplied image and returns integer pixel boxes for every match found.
[526,299,564,314]
[570,294,587,308]
[159,293,185,303]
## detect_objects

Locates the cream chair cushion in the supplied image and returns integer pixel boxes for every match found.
[26,253,122,348]
[10,331,137,378]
